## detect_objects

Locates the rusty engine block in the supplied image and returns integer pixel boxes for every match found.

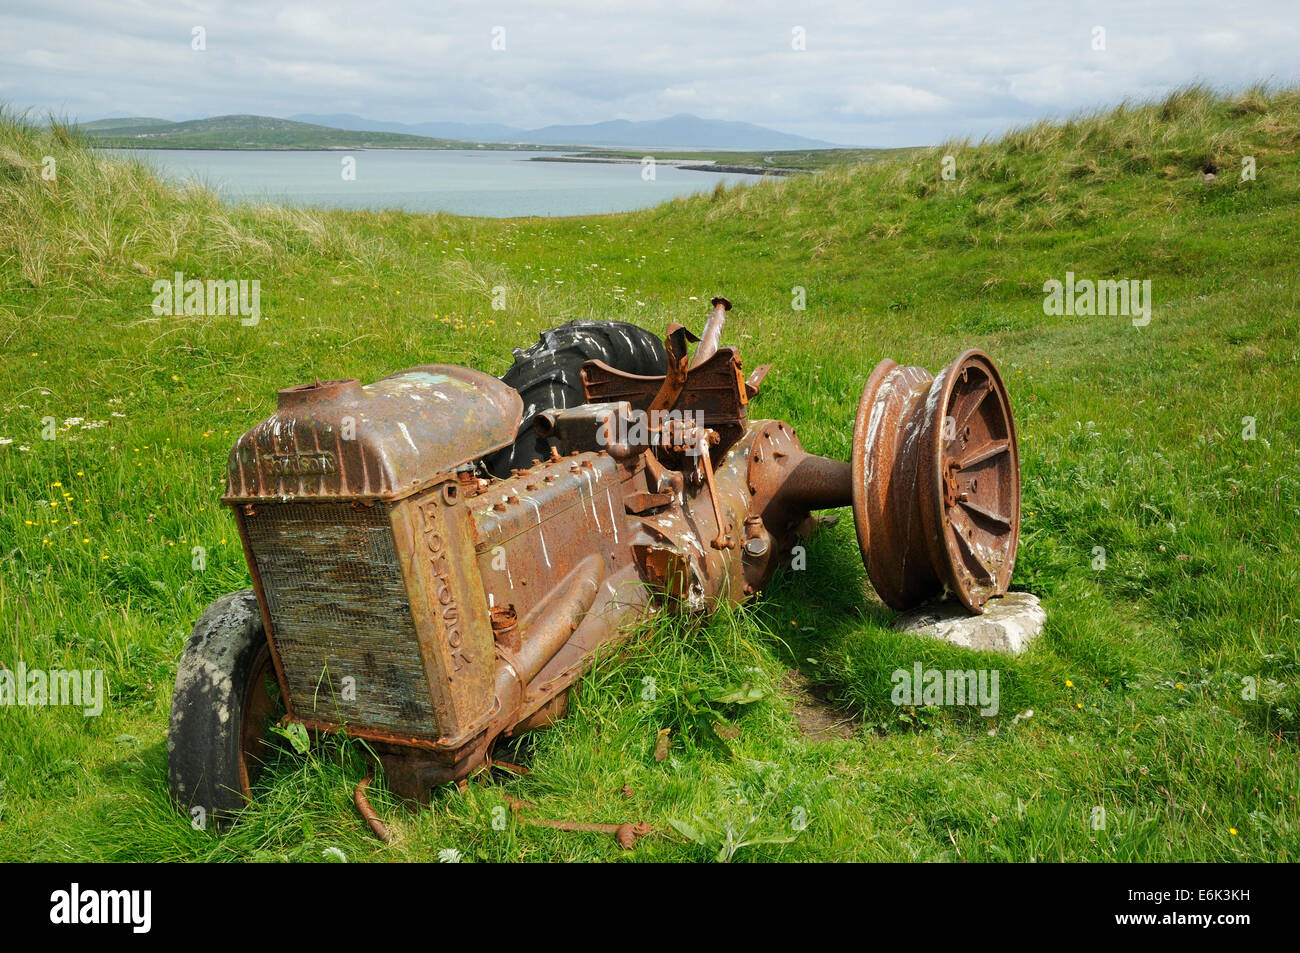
[170,298,1020,809]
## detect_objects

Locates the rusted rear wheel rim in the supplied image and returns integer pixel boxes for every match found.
[851,358,939,610]
[918,350,1020,613]
[851,350,1020,614]
[236,643,282,799]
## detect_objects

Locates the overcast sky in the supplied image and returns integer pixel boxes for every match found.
[2,1,1297,146]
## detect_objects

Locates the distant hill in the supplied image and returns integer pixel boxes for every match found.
[292,112,837,149]
[76,117,176,133]
[530,114,836,149]
[76,114,486,151]
[292,113,528,143]
[77,111,838,152]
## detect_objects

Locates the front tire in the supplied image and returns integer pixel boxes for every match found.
[167,590,283,826]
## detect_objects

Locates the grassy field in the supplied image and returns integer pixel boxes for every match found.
[1,85,1297,862]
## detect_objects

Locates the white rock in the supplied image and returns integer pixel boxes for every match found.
[892,592,1046,654]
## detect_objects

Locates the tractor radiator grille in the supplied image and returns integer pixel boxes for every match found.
[242,502,438,735]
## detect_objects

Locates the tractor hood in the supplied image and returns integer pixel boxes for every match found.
[223,365,523,502]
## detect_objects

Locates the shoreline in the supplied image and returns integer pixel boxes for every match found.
[92,146,809,174]
[529,155,805,176]
[92,144,549,153]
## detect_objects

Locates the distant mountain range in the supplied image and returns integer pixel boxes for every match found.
[76,114,479,150]
[290,112,836,149]
[76,111,838,152]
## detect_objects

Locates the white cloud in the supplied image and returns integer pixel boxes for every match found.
[0,0,1296,146]
[838,83,950,117]
[1196,31,1246,54]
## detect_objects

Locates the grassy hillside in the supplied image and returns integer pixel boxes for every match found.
[76,113,494,151]
[1,85,1297,862]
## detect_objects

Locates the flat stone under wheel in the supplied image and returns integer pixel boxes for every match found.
[850,348,1021,614]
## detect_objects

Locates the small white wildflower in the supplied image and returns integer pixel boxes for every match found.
[0,437,11,445]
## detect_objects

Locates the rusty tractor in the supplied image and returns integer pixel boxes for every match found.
[167,298,1021,817]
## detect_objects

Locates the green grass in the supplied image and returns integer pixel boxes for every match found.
[1,83,1298,862]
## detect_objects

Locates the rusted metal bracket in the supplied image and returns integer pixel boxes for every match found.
[648,323,698,413]
[744,363,771,399]
[503,795,652,850]
[354,773,393,843]
[696,429,732,549]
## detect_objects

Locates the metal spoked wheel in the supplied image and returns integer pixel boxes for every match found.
[918,350,1021,613]
[850,348,1020,614]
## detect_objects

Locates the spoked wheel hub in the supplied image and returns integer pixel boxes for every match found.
[850,349,1020,613]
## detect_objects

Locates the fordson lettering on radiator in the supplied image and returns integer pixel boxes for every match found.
[267,451,337,476]
[421,498,472,673]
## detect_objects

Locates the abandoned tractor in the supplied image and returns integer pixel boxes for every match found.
[168,298,1021,818]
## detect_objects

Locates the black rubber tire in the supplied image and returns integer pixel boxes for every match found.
[485,320,666,477]
[167,589,282,827]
